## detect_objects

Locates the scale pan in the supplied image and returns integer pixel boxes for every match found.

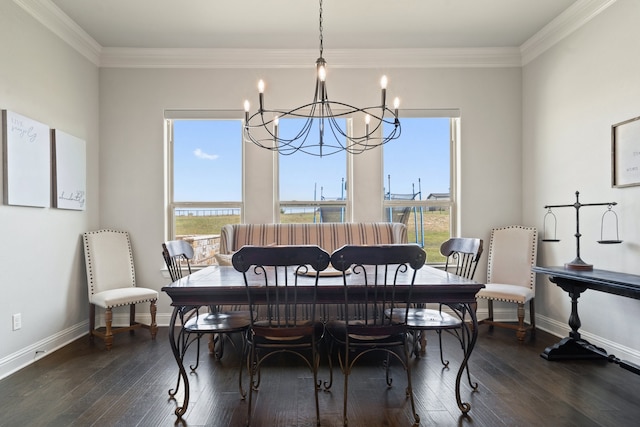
[597,240,623,244]
[542,239,560,243]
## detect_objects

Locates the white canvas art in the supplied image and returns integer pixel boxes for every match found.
[2,110,50,207]
[52,129,86,210]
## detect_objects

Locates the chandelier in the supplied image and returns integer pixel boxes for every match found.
[243,0,401,157]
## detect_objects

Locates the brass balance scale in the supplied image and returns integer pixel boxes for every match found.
[542,191,622,271]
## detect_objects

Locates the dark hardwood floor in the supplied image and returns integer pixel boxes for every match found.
[1,325,639,427]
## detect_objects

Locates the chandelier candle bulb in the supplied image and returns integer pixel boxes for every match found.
[258,80,265,111]
[244,100,250,124]
[318,65,327,102]
[394,97,400,118]
[318,66,326,82]
[381,75,388,107]
[365,114,370,137]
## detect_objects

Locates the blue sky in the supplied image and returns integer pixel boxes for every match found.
[173,117,450,202]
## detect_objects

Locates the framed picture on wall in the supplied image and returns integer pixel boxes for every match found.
[612,116,640,188]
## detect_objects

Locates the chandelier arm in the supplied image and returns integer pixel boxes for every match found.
[249,104,397,124]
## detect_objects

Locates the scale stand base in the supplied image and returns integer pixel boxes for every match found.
[565,257,593,271]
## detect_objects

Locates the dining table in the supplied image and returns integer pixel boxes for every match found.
[162,264,485,418]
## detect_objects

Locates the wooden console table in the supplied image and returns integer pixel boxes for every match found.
[533,266,640,374]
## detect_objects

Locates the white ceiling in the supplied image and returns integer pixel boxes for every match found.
[49,0,580,50]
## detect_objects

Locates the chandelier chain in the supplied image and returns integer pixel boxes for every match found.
[318,0,324,57]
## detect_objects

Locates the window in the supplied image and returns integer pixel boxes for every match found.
[166,111,458,266]
[278,118,348,223]
[168,117,242,266]
[384,116,456,263]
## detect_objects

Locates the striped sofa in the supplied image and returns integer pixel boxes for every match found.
[216,222,409,323]
[219,222,408,255]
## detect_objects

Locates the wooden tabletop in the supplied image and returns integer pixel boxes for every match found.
[162,265,484,307]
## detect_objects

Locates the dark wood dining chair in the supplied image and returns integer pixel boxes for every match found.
[162,240,251,400]
[162,239,194,281]
[326,244,425,427]
[232,245,331,427]
[391,237,482,390]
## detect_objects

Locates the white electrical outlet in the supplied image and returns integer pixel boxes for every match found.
[12,313,21,331]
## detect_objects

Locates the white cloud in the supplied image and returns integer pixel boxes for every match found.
[193,148,219,160]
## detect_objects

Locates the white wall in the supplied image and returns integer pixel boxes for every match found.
[523,0,640,364]
[98,66,523,321]
[0,1,99,378]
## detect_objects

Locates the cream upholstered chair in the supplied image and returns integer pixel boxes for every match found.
[83,229,158,350]
[477,226,538,341]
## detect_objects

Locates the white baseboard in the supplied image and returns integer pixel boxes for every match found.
[535,313,640,368]
[475,309,640,368]
[0,321,88,381]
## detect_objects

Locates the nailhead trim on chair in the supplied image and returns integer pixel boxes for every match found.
[485,225,538,293]
[83,229,137,297]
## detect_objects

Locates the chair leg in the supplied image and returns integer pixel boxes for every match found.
[516,303,526,341]
[530,299,536,337]
[149,300,158,339]
[129,304,136,335]
[312,338,321,426]
[208,334,216,354]
[437,330,450,367]
[190,333,202,372]
[385,352,393,386]
[403,341,420,426]
[410,330,421,358]
[216,334,226,360]
[104,308,114,351]
[323,336,334,390]
[239,332,247,399]
[343,346,350,427]
[89,304,96,344]
[487,300,494,331]
[246,343,256,427]
[419,331,427,356]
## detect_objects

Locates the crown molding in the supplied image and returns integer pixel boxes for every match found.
[100,47,522,69]
[17,0,616,70]
[13,0,102,66]
[520,0,617,65]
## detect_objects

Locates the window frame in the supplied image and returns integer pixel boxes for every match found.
[381,111,459,262]
[165,110,244,265]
